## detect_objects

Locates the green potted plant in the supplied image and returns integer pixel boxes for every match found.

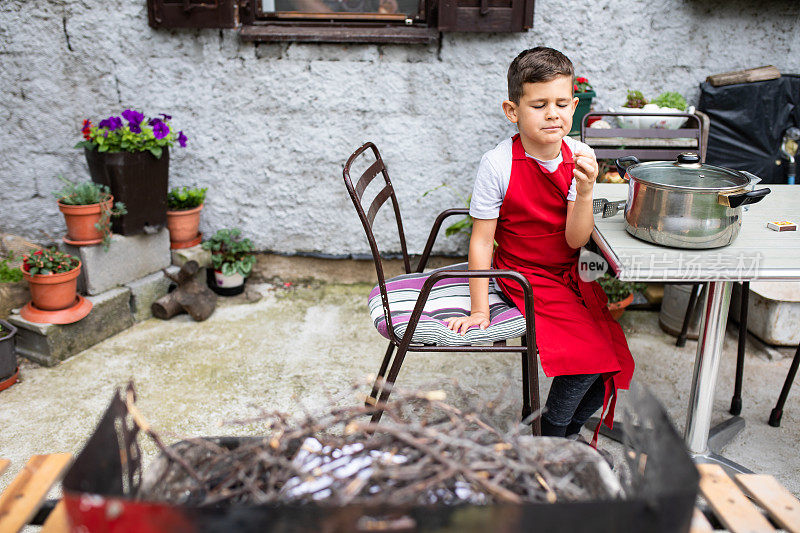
[53,177,126,250]
[570,76,596,135]
[201,229,256,296]
[166,186,208,249]
[75,110,187,236]
[646,91,691,129]
[20,248,92,324]
[0,319,19,392]
[616,89,648,129]
[597,274,646,320]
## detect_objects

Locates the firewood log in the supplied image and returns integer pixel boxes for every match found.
[151,260,216,321]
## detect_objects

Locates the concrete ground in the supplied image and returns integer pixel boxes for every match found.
[1,258,799,505]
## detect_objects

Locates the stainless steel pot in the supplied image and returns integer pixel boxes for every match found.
[609,153,771,249]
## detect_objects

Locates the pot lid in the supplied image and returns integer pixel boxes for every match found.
[624,153,750,191]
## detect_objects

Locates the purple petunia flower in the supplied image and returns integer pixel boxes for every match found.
[177,131,187,148]
[129,122,142,134]
[99,116,123,131]
[121,109,145,127]
[160,113,172,121]
[152,120,170,140]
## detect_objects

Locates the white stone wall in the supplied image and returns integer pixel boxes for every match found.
[1,0,799,255]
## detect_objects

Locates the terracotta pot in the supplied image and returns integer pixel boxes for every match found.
[166,204,203,247]
[58,196,113,245]
[607,293,634,321]
[22,262,82,311]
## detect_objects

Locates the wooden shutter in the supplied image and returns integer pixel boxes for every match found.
[437,0,533,32]
[147,0,239,29]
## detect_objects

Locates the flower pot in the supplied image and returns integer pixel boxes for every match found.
[166,204,203,249]
[0,319,18,383]
[607,292,634,321]
[570,89,595,135]
[58,196,113,245]
[22,262,82,311]
[208,268,246,296]
[85,147,170,236]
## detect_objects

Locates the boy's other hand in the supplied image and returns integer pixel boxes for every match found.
[573,152,598,197]
[445,312,490,335]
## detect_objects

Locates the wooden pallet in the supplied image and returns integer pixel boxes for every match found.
[692,464,800,533]
[0,455,72,533]
[2,456,799,532]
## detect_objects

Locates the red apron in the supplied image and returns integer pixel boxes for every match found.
[493,135,635,441]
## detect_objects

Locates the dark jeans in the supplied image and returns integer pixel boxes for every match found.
[540,373,605,437]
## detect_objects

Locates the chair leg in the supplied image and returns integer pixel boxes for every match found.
[366,341,396,408]
[520,335,531,421]
[676,283,703,347]
[730,281,749,416]
[369,342,410,425]
[769,341,800,427]
[521,335,541,436]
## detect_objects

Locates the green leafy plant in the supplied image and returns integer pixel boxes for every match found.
[0,323,9,339]
[202,229,256,277]
[22,248,80,276]
[0,253,24,283]
[597,273,647,304]
[53,177,127,250]
[651,91,688,111]
[624,90,648,109]
[167,186,208,211]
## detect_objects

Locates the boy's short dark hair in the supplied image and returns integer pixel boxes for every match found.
[507,47,575,104]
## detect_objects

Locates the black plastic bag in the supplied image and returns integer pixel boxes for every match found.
[699,75,800,183]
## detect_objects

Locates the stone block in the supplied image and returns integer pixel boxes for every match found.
[126,266,179,322]
[731,281,800,346]
[8,287,134,366]
[62,230,171,295]
[172,244,212,268]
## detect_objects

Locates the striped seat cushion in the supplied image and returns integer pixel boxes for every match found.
[368,263,526,346]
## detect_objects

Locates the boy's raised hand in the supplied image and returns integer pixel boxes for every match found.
[445,312,490,335]
[573,151,599,197]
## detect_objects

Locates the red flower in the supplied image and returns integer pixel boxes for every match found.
[34,250,42,255]
[574,84,578,92]
[577,77,588,84]
[81,119,92,141]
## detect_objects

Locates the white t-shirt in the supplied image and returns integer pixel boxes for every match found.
[469,136,595,220]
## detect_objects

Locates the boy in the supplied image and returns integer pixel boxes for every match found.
[446,47,634,442]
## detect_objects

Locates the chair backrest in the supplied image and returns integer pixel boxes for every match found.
[580,111,709,162]
[342,142,412,331]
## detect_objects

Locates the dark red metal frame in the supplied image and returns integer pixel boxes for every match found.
[580,111,705,162]
[342,142,540,435]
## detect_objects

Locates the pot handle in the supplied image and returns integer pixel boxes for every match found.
[718,188,771,208]
[615,156,639,180]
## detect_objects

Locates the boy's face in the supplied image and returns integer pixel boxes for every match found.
[502,75,579,154]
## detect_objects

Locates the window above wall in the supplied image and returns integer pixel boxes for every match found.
[147,0,535,44]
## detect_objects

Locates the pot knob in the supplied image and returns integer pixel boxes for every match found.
[677,152,701,166]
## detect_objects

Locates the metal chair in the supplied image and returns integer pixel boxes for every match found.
[342,142,541,435]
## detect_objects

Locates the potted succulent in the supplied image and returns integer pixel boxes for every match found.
[201,229,256,296]
[615,89,648,129]
[570,76,596,135]
[54,177,126,249]
[166,186,208,249]
[75,110,188,236]
[0,319,19,392]
[20,248,92,324]
[597,274,646,320]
